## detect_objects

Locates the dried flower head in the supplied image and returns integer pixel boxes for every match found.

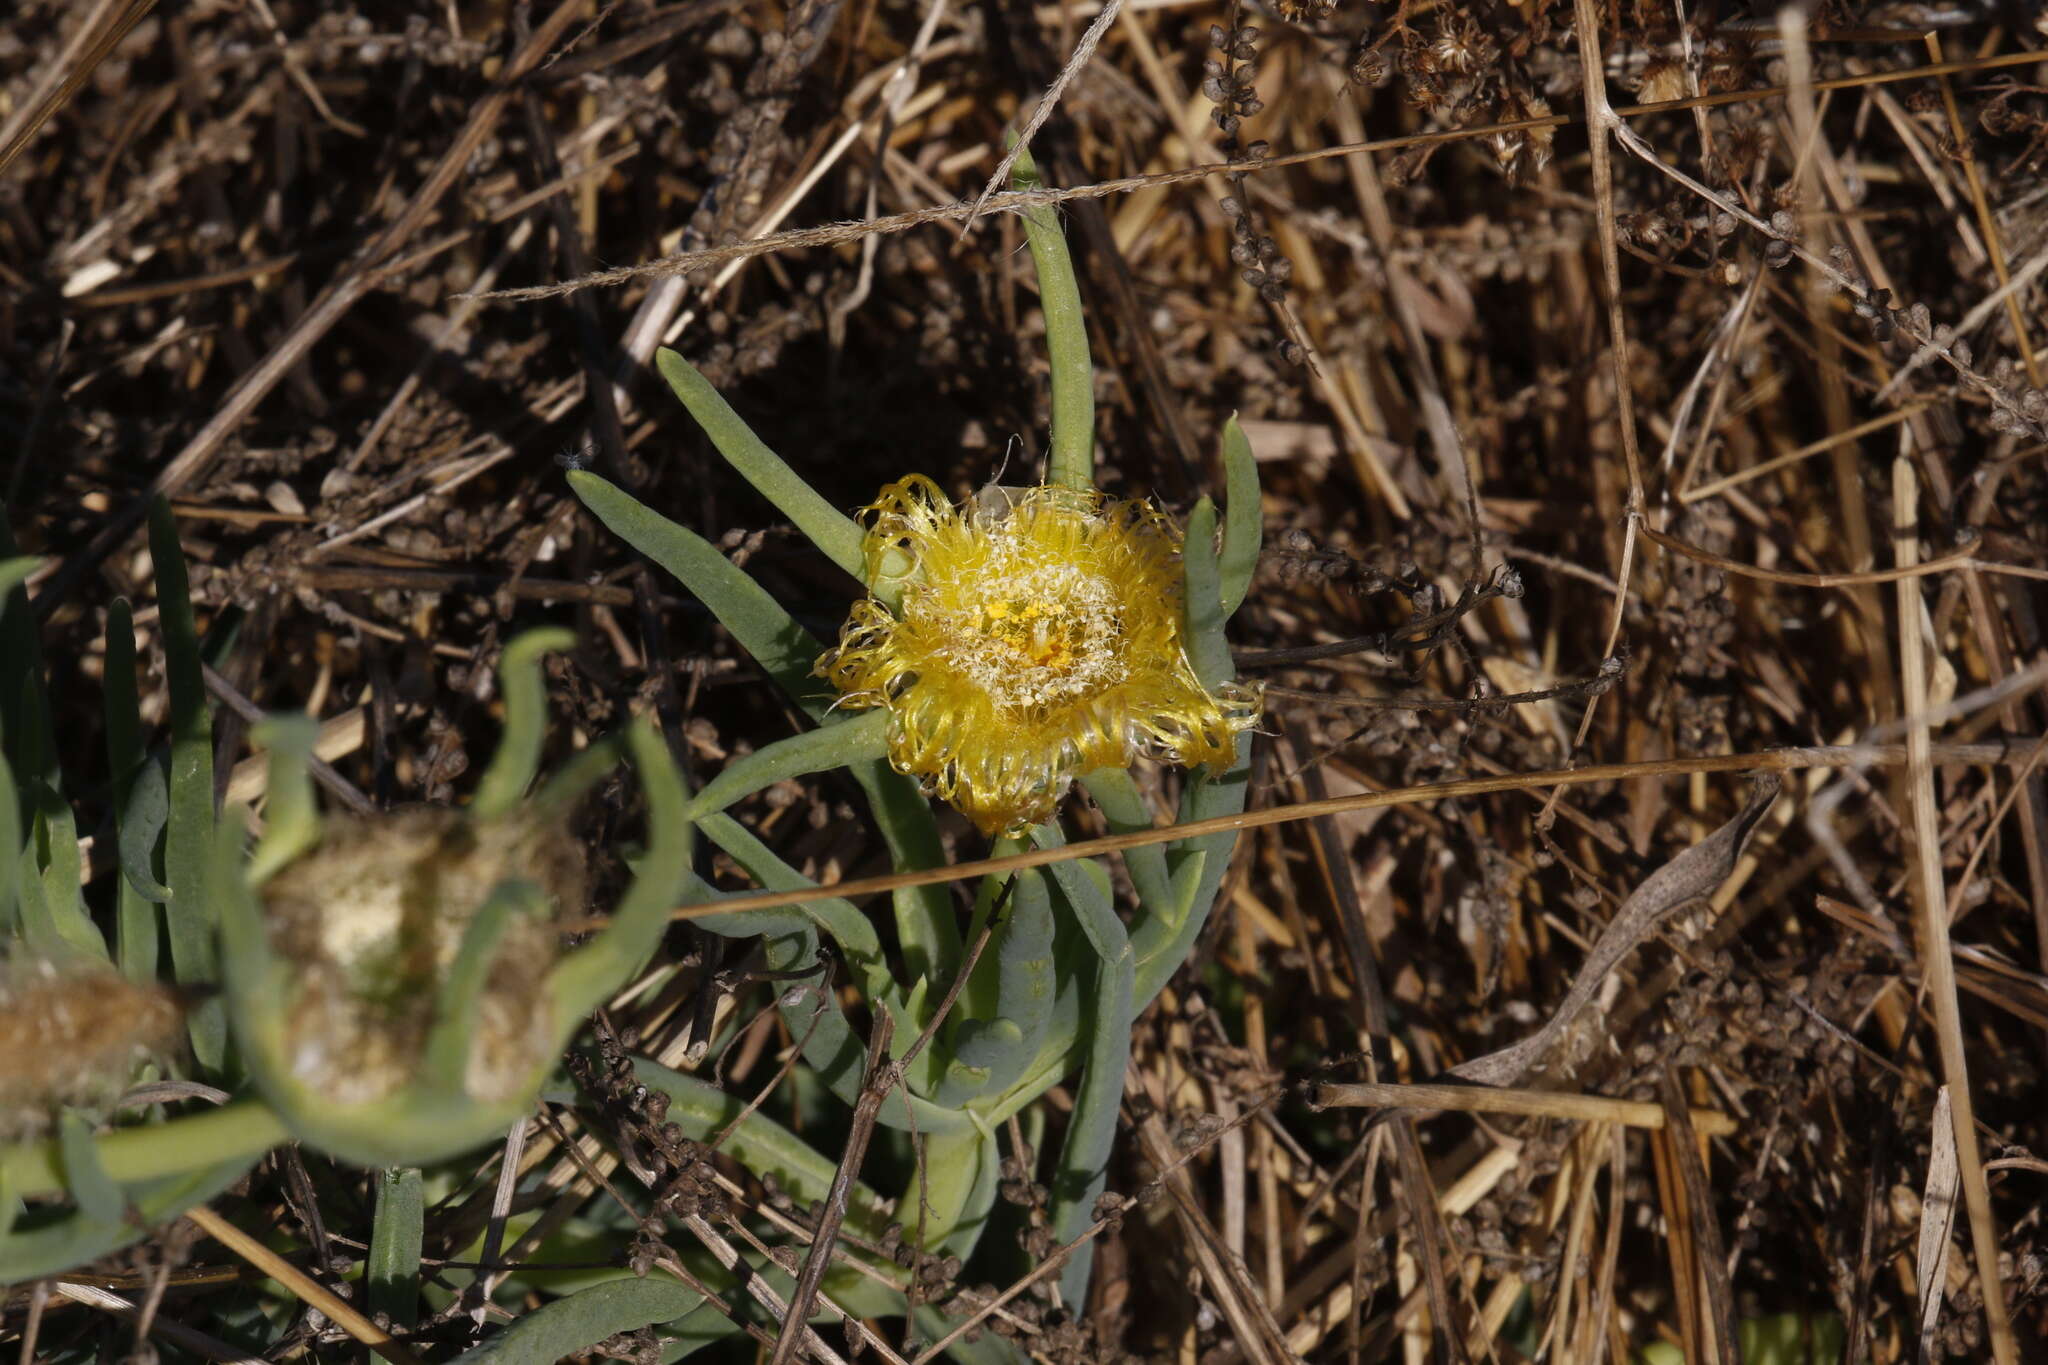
[0,958,183,1134]
[818,476,1260,837]
[261,807,585,1105]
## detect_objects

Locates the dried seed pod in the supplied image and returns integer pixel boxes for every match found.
[262,807,586,1107]
[0,959,185,1136]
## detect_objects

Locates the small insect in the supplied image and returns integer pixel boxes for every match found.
[553,441,596,472]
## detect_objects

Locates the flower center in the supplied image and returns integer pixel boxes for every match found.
[926,565,1126,714]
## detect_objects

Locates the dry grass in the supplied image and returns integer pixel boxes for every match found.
[4,0,2048,1360]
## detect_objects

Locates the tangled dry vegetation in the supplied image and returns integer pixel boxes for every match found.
[5,0,2048,1360]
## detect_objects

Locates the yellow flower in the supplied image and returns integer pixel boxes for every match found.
[818,476,1260,837]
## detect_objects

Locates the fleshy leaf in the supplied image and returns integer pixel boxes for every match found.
[568,468,960,982]
[1218,415,1262,620]
[150,498,223,1068]
[368,1167,425,1328]
[547,718,692,1025]
[472,628,577,822]
[448,1277,713,1365]
[654,348,865,581]
[21,781,108,964]
[56,1113,123,1224]
[106,598,171,981]
[419,880,536,1096]
[1080,769,1173,915]
[1009,146,1094,491]
[1180,497,1230,691]
[246,716,321,887]
[569,470,825,709]
[684,707,889,820]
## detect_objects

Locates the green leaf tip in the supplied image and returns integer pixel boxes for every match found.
[1007,155,1094,491]
[472,627,577,821]
[653,347,865,580]
[1218,414,1262,621]
[246,715,322,886]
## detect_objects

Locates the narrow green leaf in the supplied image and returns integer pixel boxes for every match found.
[1023,819,1137,1307]
[368,1167,425,1328]
[1,1100,287,1199]
[529,732,624,815]
[212,807,293,1097]
[0,556,37,601]
[0,1153,257,1285]
[548,720,692,1025]
[114,757,171,905]
[1137,738,1252,1008]
[850,763,962,997]
[245,716,322,887]
[448,1277,712,1365]
[933,864,1056,1108]
[571,473,962,1017]
[57,1113,124,1224]
[1009,147,1094,491]
[935,1018,1020,1106]
[150,498,222,1068]
[633,1061,896,1226]
[655,348,865,580]
[1180,497,1230,691]
[17,785,108,964]
[684,816,947,1110]
[9,669,53,810]
[568,470,959,980]
[1217,415,1262,620]
[683,707,889,820]
[419,882,534,1096]
[692,814,885,985]
[472,628,577,822]
[906,1125,1002,1260]
[105,599,164,978]
[1079,769,1172,915]
[571,471,829,706]
[0,544,58,794]
[1050,933,1133,1308]
[741,910,970,1135]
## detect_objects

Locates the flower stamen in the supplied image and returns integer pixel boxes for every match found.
[818,476,1259,836]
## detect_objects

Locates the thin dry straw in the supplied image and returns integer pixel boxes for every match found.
[462,49,2047,305]
[622,737,2048,926]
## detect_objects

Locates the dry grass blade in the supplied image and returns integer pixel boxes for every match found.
[13,0,2048,1355]
[1310,1081,1737,1138]
[1134,1112,1299,1365]
[181,1206,423,1365]
[656,743,2042,923]
[1893,458,2019,1363]
[1913,1086,1959,1364]
[30,0,590,615]
[0,0,155,180]
[457,50,2048,305]
[49,1282,268,1365]
[765,1012,893,1365]
[1660,1073,1737,1365]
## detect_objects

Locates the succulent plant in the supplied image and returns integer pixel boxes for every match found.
[211,629,690,1168]
[568,150,1263,1323]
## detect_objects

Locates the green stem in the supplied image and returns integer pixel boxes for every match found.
[1,1101,290,1198]
[1010,147,1093,490]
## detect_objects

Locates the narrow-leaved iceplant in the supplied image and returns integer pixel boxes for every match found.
[211,628,691,1168]
[0,518,690,1285]
[569,149,1265,1319]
